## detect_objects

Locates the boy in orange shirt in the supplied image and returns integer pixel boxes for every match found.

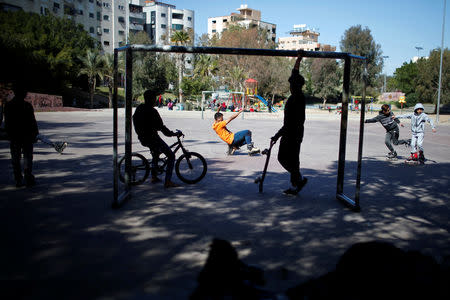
[212,107,260,155]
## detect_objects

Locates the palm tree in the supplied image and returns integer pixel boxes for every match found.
[170,30,191,104]
[226,66,247,92]
[102,53,124,108]
[194,55,219,78]
[78,50,104,108]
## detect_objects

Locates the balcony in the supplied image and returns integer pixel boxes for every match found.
[129,11,144,19]
[129,23,144,31]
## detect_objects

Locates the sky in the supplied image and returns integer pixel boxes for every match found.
[167,0,449,76]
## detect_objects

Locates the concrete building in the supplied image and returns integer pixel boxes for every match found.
[0,0,146,53]
[139,0,194,46]
[277,24,336,52]
[208,4,276,42]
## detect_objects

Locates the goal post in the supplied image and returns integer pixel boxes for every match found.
[112,45,367,211]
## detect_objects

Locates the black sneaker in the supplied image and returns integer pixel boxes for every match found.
[387,151,397,159]
[54,141,67,154]
[25,174,36,187]
[227,144,237,155]
[283,177,308,195]
[15,179,24,188]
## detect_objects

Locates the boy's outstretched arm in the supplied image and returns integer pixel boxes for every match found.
[225,108,243,124]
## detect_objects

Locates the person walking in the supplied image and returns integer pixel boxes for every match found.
[4,83,39,187]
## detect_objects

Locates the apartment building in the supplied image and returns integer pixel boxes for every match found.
[139,0,194,46]
[0,0,146,53]
[277,24,336,52]
[208,4,276,42]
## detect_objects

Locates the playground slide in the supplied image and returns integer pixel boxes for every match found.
[254,95,277,112]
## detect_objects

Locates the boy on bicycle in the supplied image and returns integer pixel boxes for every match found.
[133,90,182,188]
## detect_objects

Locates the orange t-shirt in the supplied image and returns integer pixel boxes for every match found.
[212,120,234,145]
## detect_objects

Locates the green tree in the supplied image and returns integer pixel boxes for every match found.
[102,53,124,108]
[340,25,383,96]
[171,30,191,103]
[78,50,104,108]
[213,26,284,98]
[392,61,418,95]
[310,58,342,104]
[0,10,97,92]
[416,48,450,108]
[225,66,247,92]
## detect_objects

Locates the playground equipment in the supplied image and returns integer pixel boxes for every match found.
[351,96,375,113]
[244,78,277,112]
[113,45,367,212]
[200,91,245,119]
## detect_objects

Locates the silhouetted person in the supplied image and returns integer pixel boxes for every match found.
[4,83,39,187]
[133,90,182,188]
[271,52,307,195]
[286,241,445,300]
[190,238,275,300]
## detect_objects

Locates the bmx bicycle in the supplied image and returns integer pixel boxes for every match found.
[118,131,207,185]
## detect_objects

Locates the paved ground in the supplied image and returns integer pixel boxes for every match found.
[1,108,449,299]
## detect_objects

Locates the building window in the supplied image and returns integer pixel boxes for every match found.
[89,0,94,2]
[118,16,125,23]
[103,3,110,8]
[53,3,60,9]
[212,29,216,33]
[78,10,83,15]
[103,28,109,33]
[97,12,101,20]
[172,13,183,19]
[223,19,227,22]
[40,6,49,15]
[161,13,166,17]
[212,20,216,24]
[103,15,109,21]
[118,5,124,10]
[150,11,155,24]
[161,24,166,29]
[188,17,192,21]
[89,12,94,18]
[89,27,94,33]
[103,41,110,46]
[118,30,124,35]
[172,24,183,30]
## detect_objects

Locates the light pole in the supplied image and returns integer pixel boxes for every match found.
[437,0,446,123]
[382,56,389,94]
[415,46,423,58]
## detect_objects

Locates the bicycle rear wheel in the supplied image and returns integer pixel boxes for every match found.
[175,152,207,184]
[118,153,150,185]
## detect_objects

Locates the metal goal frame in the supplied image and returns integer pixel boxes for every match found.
[112,45,367,212]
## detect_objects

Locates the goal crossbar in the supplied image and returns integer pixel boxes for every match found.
[113,44,367,212]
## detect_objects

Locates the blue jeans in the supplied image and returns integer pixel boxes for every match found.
[232,130,252,148]
[148,136,175,183]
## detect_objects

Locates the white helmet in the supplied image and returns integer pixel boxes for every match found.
[414,103,424,112]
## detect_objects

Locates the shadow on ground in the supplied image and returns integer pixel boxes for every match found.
[0,143,449,299]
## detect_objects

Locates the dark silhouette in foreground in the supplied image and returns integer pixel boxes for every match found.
[190,238,276,299]
[191,239,449,300]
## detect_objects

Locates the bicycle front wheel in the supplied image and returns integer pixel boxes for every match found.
[175,152,207,184]
[118,153,150,186]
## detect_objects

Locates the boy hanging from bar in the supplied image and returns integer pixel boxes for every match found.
[271,52,308,195]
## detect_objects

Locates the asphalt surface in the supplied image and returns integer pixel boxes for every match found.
[1,108,449,299]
